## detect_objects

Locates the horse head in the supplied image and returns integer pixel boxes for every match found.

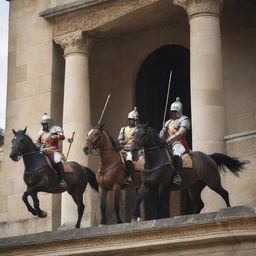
[131,122,151,158]
[82,123,106,155]
[10,127,29,162]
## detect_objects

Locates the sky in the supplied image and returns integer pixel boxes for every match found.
[0,1,9,130]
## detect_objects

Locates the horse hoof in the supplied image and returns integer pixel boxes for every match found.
[31,210,38,216]
[38,211,47,218]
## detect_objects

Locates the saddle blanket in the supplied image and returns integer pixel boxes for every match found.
[44,155,74,173]
[120,152,144,171]
[182,153,192,168]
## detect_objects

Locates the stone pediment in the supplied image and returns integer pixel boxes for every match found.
[40,0,159,37]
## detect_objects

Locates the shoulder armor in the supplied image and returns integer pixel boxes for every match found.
[50,126,63,134]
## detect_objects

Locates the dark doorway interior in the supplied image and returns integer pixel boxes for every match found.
[135,45,193,219]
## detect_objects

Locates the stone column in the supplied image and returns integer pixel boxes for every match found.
[173,0,227,211]
[55,31,93,227]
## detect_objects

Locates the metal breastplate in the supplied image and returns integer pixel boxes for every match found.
[123,126,136,148]
[167,120,179,136]
[41,132,53,148]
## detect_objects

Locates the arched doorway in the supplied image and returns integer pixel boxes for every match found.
[135,45,193,219]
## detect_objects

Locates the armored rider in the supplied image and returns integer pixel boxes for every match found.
[159,97,190,185]
[36,113,67,188]
[118,107,139,185]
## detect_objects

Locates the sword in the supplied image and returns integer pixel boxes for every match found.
[98,93,111,125]
[163,70,172,127]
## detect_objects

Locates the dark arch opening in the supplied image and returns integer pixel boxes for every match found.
[135,45,193,219]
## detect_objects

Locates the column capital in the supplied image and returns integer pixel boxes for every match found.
[173,0,224,18]
[54,31,93,57]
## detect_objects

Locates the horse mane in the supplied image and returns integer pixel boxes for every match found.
[93,125,117,148]
[137,124,161,145]
[16,130,38,150]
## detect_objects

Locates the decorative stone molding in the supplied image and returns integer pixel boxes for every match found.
[54,31,92,56]
[173,0,224,18]
[40,0,158,37]
[1,206,256,255]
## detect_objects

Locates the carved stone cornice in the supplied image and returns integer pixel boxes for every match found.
[173,0,224,18]
[43,0,158,37]
[54,31,92,57]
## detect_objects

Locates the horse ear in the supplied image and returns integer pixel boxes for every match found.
[99,123,105,130]
[23,126,27,134]
[144,121,149,128]
[12,129,17,135]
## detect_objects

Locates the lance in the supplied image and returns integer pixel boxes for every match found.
[98,93,111,125]
[63,131,75,162]
[163,70,173,127]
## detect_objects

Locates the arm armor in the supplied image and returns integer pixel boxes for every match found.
[118,127,125,144]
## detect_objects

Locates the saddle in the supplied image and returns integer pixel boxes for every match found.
[165,150,193,169]
[119,151,144,171]
[43,154,74,173]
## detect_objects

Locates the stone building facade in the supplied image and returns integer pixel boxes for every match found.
[0,0,255,240]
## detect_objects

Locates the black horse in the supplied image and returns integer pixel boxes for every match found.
[130,123,248,221]
[9,127,98,228]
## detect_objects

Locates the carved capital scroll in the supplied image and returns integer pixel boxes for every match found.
[54,31,92,57]
[173,0,224,18]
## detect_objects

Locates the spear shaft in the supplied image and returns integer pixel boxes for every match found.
[163,70,172,127]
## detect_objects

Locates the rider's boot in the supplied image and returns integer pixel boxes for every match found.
[173,155,182,186]
[124,160,134,185]
[56,162,67,188]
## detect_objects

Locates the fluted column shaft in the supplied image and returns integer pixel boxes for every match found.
[55,31,92,227]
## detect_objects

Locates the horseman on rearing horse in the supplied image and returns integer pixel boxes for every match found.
[36,113,67,188]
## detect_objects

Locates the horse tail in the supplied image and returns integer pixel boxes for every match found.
[209,153,249,177]
[85,167,98,192]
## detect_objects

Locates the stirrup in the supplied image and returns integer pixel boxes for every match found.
[59,179,67,188]
[124,177,132,185]
[173,175,182,185]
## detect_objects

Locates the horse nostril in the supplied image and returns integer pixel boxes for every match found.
[83,147,89,154]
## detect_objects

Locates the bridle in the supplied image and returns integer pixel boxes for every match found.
[85,131,119,152]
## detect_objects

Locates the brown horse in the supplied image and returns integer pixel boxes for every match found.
[82,124,142,224]
[130,123,248,221]
[9,128,98,228]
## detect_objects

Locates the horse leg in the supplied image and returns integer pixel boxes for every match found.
[188,181,206,214]
[156,185,169,219]
[131,185,149,222]
[22,184,50,217]
[68,187,85,228]
[22,190,37,216]
[99,187,107,225]
[207,182,230,207]
[113,184,122,224]
[31,192,47,218]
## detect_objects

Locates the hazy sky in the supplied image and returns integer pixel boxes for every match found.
[0,1,9,129]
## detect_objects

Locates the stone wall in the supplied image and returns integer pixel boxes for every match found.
[1,206,256,256]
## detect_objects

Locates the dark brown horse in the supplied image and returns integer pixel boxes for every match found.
[130,123,248,221]
[9,128,98,228]
[82,124,142,224]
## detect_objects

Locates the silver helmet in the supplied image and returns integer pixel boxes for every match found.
[41,113,52,127]
[170,97,183,117]
[128,107,139,120]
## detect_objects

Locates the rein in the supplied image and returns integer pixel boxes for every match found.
[143,162,171,174]
[98,161,121,174]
